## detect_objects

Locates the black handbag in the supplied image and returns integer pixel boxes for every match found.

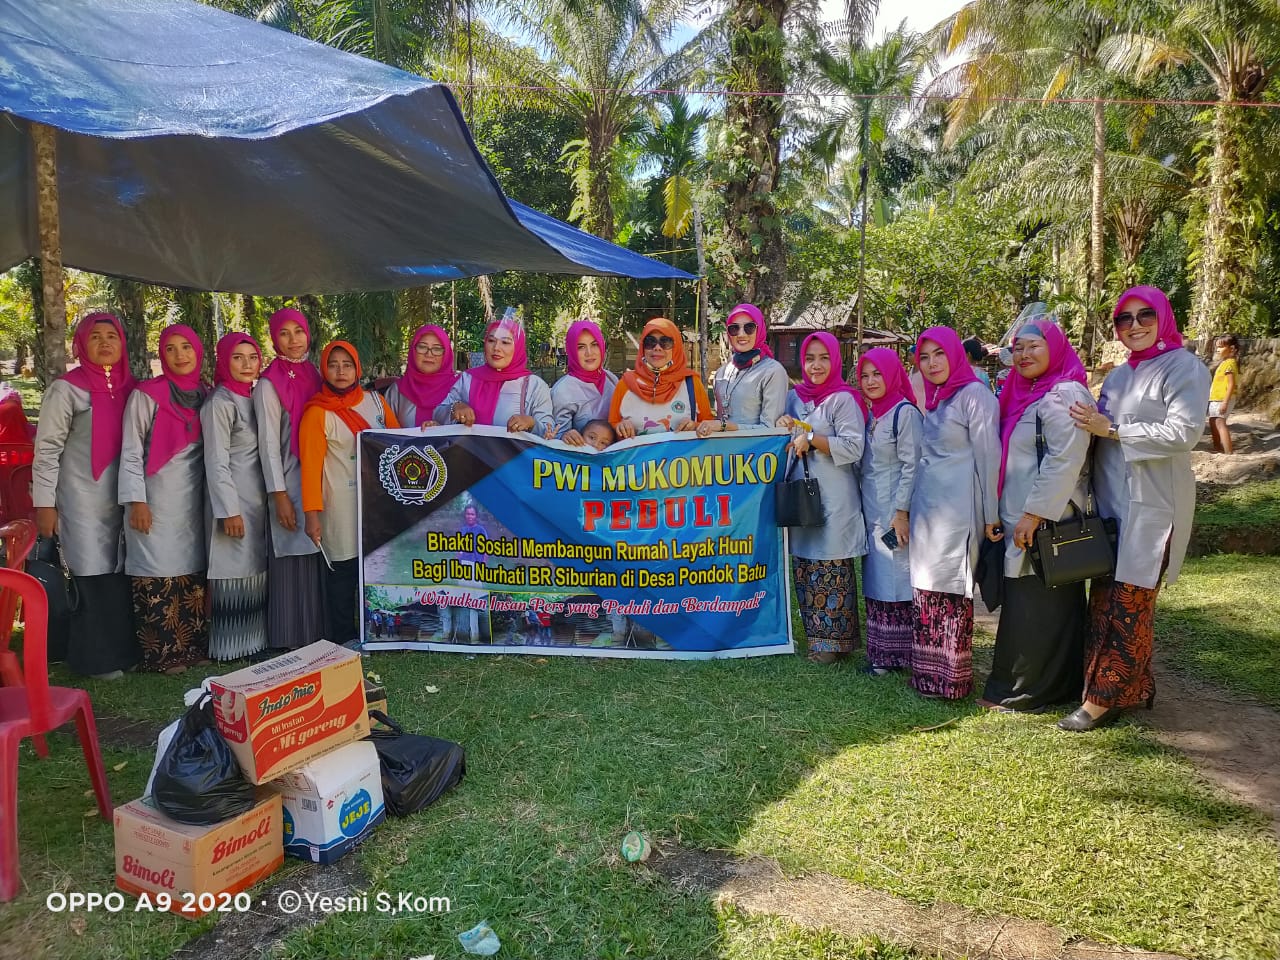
[774,452,824,528]
[1025,414,1118,587]
[368,711,466,817]
[26,535,77,663]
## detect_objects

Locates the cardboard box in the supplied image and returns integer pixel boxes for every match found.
[364,678,390,731]
[114,793,283,918]
[273,739,386,864]
[208,640,369,784]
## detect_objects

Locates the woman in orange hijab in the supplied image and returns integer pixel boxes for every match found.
[608,318,713,438]
[300,341,399,645]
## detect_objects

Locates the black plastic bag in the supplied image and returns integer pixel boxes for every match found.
[368,711,465,817]
[152,693,255,825]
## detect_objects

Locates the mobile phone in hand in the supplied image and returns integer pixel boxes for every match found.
[881,529,899,550]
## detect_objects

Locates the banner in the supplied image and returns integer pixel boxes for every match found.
[358,426,793,658]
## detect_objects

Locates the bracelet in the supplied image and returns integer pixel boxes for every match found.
[1106,424,1119,441]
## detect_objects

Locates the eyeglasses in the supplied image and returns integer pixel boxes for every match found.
[643,335,675,350]
[415,344,446,357]
[727,321,758,336]
[1114,307,1159,331]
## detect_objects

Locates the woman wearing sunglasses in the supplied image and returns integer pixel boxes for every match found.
[1063,286,1210,731]
[608,317,713,438]
[697,304,789,439]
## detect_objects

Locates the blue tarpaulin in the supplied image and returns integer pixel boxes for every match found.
[0,0,693,292]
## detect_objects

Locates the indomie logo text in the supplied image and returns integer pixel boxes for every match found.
[122,855,175,889]
[211,818,272,864]
[258,683,318,717]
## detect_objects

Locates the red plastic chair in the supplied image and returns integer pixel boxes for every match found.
[0,443,34,526]
[0,520,36,691]
[0,568,112,902]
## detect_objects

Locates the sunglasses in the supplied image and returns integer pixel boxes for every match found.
[643,335,675,350]
[1114,307,1159,331]
[727,321,758,336]
[415,344,446,357]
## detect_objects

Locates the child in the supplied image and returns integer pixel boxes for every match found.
[1208,334,1239,454]
[581,419,616,452]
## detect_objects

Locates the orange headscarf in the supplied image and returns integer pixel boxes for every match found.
[621,318,699,405]
[303,341,379,437]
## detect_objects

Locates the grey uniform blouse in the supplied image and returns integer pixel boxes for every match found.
[384,380,458,430]
[32,379,126,576]
[998,382,1093,578]
[435,372,554,435]
[782,390,866,561]
[909,381,1000,597]
[860,400,922,602]
[118,391,206,578]
[202,387,268,580]
[713,357,790,430]
[550,371,620,438]
[1093,348,1210,588]
[254,377,320,559]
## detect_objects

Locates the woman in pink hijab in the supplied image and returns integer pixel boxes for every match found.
[385,324,458,428]
[1062,286,1210,731]
[32,312,139,678]
[698,303,789,437]
[254,306,327,652]
[906,326,1001,700]
[437,311,553,435]
[203,332,269,661]
[119,324,210,673]
[550,319,619,445]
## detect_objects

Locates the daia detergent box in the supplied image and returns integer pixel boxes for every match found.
[272,739,386,864]
[208,640,368,784]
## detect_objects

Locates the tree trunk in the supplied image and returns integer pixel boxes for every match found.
[855,159,870,355]
[720,0,788,317]
[32,123,67,388]
[476,275,496,323]
[693,200,710,380]
[1087,97,1106,362]
[242,294,267,353]
[104,277,152,379]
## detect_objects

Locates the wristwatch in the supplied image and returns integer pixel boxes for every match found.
[1106,424,1119,441]
[806,430,815,443]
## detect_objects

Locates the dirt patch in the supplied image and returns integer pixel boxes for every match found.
[1192,411,1280,487]
[91,715,166,750]
[649,845,1187,960]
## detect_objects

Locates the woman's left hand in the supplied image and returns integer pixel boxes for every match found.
[1012,513,1042,549]
[1069,400,1112,437]
[675,418,698,432]
[985,523,1004,542]
[507,414,536,433]
[696,420,726,438]
[562,428,585,446]
[790,432,811,457]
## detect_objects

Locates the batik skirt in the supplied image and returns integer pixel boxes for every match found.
[208,571,268,661]
[132,573,209,672]
[910,588,973,699]
[1083,576,1159,709]
[865,598,913,670]
[792,557,860,655]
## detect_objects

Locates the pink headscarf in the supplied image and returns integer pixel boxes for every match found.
[261,307,323,455]
[467,315,531,425]
[61,312,137,480]
[137,324,205,476]
[915,326,979,411]
[997,319,1088,495]
[857,346,917,420]
[793,332,859,413]
[726,304,775,361]
[214,332,261,400]
[565,320,608,394]
[1115,285,1183,368]
[396,325,457,426]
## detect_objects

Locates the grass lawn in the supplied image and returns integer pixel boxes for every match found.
[1158,554,1280,709]
[1194,480,1280,532]
[5,617,1278,960]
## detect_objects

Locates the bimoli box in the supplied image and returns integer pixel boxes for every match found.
[114,792,283,918]
[273,739,386,864]
[208,640,369,784]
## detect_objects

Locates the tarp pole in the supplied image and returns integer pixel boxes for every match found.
[32,122,67,385]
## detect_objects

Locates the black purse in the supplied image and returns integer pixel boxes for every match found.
[1025,414,1118,587]
[26,535,77,663]
[774,452,824,528]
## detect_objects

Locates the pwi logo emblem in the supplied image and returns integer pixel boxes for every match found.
[379,444,448,505]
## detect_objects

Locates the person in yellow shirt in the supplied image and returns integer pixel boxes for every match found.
[1208,334,1239,454]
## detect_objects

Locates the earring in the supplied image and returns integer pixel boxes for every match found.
[1156,339,1166,350]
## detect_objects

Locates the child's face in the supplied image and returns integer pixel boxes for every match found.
[583,424,614,451]
[1215,340,1236,358]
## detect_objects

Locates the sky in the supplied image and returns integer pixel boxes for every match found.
[859,0,966,39]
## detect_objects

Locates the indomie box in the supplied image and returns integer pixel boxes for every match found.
[273,739,386,864]
[208,640,369,784]
[114,793,283,918]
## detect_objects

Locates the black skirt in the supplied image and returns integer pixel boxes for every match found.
[68,573,140,676]
[983,575,1086,711]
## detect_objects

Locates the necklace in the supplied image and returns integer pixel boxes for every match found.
[717,365,751,422]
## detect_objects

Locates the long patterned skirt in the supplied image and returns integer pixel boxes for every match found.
[266,548,327,651]
[208,572,268,661]
[792,557,860,655]
[1083,576,1159,709]
[910,588,973,699]
[132,574,209,672]
[865,599,913,670]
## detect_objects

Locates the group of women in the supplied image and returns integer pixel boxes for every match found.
[34,287,1207,732]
